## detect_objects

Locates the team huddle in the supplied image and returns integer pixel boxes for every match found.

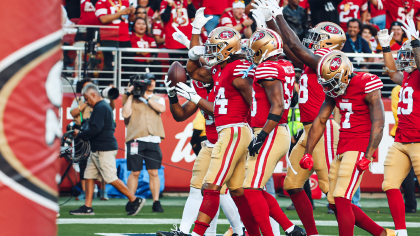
[160,0,420,236]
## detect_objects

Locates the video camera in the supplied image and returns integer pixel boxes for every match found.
[76,79,120,100]
[129,73,155,97]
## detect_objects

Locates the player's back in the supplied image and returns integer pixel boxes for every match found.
[251,59,295,127]
[299,48,332,123]
[395,70,420,143]
[212,59,254,129]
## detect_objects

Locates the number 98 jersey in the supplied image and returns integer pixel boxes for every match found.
[251,60,295,127]
[395,70,420,143]
[212,59,254,128]
[334,72,383,155]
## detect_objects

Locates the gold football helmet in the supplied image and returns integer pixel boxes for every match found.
[303,22,346,51]
[247,28,283,65]
[317,51,354,98]
[203,27,242,66]
[397,40,417,73]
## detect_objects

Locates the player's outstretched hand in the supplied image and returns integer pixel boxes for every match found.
[175,82,202,105]
[402,19,419,41]
[248,131,268,156]
[164,75,176,97]
[251,0,272,21]
[192,7,213,34]
[250,9,267,29]
[173,26,191,49]
[264,0,283,17]
[299,153,314,170]
[356,157,371,172]
[377,29,394,48]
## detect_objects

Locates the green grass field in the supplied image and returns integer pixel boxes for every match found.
[57,197,420,236]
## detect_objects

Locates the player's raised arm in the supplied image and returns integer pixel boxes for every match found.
[364,89,385,162]
[402,19,420,74]
[378,29,404,85]
[186,7,214,83]
[304,95,336,156]
[253,0,320,70]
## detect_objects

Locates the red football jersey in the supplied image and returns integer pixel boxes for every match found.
[160,0,193,49]
[379,0,415,29]
[299,48,332,123]
[130,33,156,62]
[395,70,420,143]
[334,72,383,155]
[152,21,165,48]
[370,3,385,18]
[193,82,218,144]
[202,0,230,15]
[338,0,368,32]
[79,0,101,25]
[95,0,130,41]
[219,10,249,34]
[212,59,253,128]
[251,60,295,127]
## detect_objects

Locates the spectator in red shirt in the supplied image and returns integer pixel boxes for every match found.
[130,17,161,74]
[153,18,166,48]
[75,0,102,42]
[95,0,136,72]
[133,6,152,33]
[219,0,253,38]
[160,0,197,62]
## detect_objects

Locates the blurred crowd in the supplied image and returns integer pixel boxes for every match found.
[61,0,420,92]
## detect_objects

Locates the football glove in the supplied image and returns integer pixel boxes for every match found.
[356,157,371,172]
[173,25,191,49]
[188,46,206,61]
[264,0,283,17]
[191,7,213,34]
[402,19,419,40]
[176,82,202,105]
[251,0,272,21]
[250,9,267,29]
[248,130,268,156]
[377,29,394,48]
[299,153,314,170]
[164,75,176,97]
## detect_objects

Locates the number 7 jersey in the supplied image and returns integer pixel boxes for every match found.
[212,59,254,128]
[334,72,383,155]
[395,70,420,143]
[251,60,295,127]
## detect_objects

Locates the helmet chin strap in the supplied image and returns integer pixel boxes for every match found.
[329,44,339,50]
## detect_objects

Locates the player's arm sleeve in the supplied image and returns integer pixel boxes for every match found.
[365,75,383,94]
[160,1,172,22]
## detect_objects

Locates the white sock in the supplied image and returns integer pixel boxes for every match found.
[220,193,244,234]
[285,225,295,234]
[206,207,220,236]
[192,232,201,236]
[270,217,281,236]
[396,229,408,236]
[179,187,203,233]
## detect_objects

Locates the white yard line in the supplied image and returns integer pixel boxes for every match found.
[57,218,420,228]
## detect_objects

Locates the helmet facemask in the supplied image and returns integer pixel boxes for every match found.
[396,49,417,73]
[303,29,327,51]
[318,69,349,98]
[203,41,228,66]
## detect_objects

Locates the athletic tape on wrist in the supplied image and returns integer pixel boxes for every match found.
[382,46,391,53]
[258,130,269,140]
[267,113,281,122]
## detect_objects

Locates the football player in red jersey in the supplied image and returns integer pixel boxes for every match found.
[368,0,415,29]
[177,9,260,236]
[308,51,394,236]
[244,28,306,236]
[157,75,244,236]
[377,19,420,236]
[251,1,343,235]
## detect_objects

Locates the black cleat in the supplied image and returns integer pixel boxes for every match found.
[286,225,306,236]
[125,200,132,212]
[127,197,146,216]
[153,200,164,213]
[157,225,189,236]
[69,205,95,215]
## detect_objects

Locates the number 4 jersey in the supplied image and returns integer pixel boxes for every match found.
[395,70,420,143]
[212,59,254,129]
[334,72,383,155]
[251,60,295,127]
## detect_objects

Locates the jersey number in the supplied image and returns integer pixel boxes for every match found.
[339,4,360,23]
[215,87,228,114]
[284,76,295,109]
[299,74,308,104]
[398,86,414,115]
[340,102,353,129]
[251,89,257,117]
[397,7,414,23]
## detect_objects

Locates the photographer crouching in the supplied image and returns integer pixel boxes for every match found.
[122,73,166,213]
[69,83,145,216]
